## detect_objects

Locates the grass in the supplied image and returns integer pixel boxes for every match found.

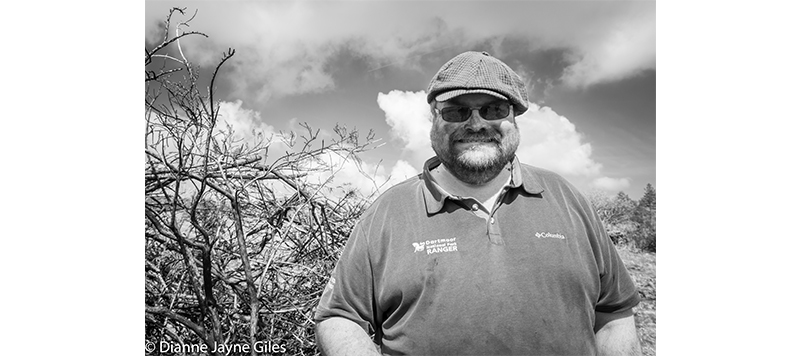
[617,245,656,356]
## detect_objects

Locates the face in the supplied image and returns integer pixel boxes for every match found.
[430,93,520,182]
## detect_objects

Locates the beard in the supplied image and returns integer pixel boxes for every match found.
[431,123,520,185]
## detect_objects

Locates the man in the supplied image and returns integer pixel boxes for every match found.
[314,51,642,355]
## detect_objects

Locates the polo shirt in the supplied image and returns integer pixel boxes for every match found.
[314,156,640,355]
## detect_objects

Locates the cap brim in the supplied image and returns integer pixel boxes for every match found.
[434,89,508,103]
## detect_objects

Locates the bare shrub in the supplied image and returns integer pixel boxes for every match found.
[145,8,378,355]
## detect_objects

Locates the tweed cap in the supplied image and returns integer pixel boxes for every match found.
[427,51,529,115]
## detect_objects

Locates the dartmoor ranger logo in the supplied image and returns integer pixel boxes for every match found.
[535,232,566,240]
[412,238,458,254]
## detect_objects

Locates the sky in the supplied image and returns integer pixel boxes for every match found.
[145,0,655,200]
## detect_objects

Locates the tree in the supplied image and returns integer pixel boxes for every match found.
[632,184,656,252]
[145,8,379,355]
[607,192,636,226]
[638,184,655,211]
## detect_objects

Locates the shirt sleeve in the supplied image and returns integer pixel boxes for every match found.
[584,198,641,314]
[314,221,377,334]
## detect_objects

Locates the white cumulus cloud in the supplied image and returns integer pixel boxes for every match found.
[376,90,434,167]
[216,100,277,143]
[515,103,602,177]
[388,160,419,183]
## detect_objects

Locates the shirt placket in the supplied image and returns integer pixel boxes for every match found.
[461,187,508,245]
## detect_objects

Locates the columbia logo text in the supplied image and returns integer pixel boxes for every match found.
[535,232,566,240]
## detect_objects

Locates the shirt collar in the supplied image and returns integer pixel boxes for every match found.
[421,157,450,214]
[508,156,545,195]
[421,156,545,214]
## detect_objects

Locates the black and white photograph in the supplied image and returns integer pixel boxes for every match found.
[144,1,656,355]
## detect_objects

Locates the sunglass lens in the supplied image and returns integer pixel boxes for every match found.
[481,103,510,120]
[442,107,469,122]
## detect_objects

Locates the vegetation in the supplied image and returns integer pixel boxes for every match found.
[145,8,378,355]
[588,185,657,354]
[617,245,656,356]
[588,184,657,253]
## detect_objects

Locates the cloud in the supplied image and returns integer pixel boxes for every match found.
[515,104,601,176]
[145,99,278,155]
[376,90,434,167]
[591,177,632,192]
[212,99,420,200]
[388,160,419,182]
[144,2,454,102]
[513,65,537,100]
[560,10,656,88]
[216,100,279,147]
[145,1,655,100]
[301,152,418,201]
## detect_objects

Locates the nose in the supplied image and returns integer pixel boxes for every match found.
[464,108,490,132]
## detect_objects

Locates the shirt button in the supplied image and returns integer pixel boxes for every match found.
[471,204,479,211]
[490,217,495,224]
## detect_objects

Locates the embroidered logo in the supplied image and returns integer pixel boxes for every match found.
[535,232,566,240]
[412,238,458,254]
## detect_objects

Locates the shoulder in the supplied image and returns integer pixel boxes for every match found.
[519,162,579,193]
[517,162,593,209]
[369,173,425,207]
[519,163,568,184]
[357,173,425,223]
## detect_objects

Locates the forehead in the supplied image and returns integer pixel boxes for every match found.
[443,93,506,107]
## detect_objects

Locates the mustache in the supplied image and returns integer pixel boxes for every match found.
[451,130,501,142]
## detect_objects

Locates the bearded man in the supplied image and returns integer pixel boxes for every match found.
[314,51,642,356]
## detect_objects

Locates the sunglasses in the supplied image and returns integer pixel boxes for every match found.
[436,102,511,122]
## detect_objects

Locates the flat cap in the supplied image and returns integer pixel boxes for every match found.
[426,51,529,115]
